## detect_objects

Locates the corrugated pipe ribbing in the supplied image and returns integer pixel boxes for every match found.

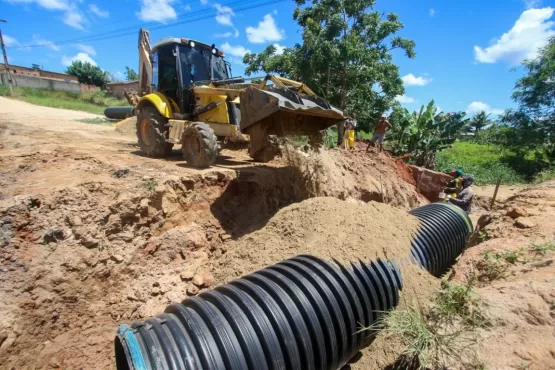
[115,202,473,370]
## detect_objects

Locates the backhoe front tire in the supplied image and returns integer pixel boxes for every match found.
[181,122,218,168]
[136,105,173,157]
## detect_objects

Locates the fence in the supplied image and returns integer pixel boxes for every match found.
[0,73,100,94]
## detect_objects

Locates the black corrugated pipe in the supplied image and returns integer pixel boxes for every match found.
[408,202,473,277]
[104,106,135,120]
[114,202,472,370]
[115,256,403,370]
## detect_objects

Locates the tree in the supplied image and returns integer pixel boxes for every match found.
[65,61,110,87]
[125,66,139,81]
[387,100,469,168]
[243,0,416,132]
[469,111,491,134]
[502,36,555,157]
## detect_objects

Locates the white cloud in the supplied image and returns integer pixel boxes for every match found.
[113,71,125,80]
[3,35,21,48]
[466,101,504,115]
[402,73,432,86]
[5,0,68,10]
[200,0,208,4]
[89,4,109,18]
[63,8,86,30]
[181,3,191,11]
[436,106,443,113]
[246,14,285,43]
[474,7,555,65]
[61,52,96,66]
[6,0,87,30]
[429,8,436,17]
[396,95,415,104]
[31,35,60,51]
[220,42,251,58]
[214,28,239,38]
[214,3,235,26]
[137,0,177,23]
[75,43,96,56]
[524,0,542,9]
[273,43,285,55]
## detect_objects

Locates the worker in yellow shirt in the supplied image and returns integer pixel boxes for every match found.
[343,114,357,150]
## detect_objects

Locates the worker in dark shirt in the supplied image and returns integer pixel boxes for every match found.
[447,175,474,213]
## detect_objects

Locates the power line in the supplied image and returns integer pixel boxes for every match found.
[14,0,285,50]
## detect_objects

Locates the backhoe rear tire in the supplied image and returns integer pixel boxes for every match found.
[136,105,174,157]
[181,122,218,168]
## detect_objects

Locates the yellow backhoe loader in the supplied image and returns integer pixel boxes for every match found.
[126,28,345,168]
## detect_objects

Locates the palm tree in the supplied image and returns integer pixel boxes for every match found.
[470,111,491,134]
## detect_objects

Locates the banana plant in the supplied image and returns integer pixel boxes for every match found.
[387,100,469,168]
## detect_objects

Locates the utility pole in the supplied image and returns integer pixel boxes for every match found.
[0,19,13,94]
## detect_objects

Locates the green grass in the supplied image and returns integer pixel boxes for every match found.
[137,179,158,194]
[530,239,555,256]
[0,86,128,114]
[374,281,485,369]
[76,117,115,125]
[436,142,525,185]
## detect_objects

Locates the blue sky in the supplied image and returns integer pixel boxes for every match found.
[1,0,554,115]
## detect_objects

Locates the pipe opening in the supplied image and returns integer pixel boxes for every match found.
[114,335,131,370]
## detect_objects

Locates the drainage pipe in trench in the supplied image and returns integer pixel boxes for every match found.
[114,202,472,370]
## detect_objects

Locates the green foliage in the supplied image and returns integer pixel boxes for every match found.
[432,280,490,328]
[137,179,158,194]
[534,168,555,183]
[495,248,525,264]
[0,86,127,114]
[475,250,509,283]
[243,0,416,131]
[76,117,113,124]
[530,239,555,256]
[468,111,492,134]
[501,36,555,160]
[386,100,469,168]
[65,60,110,87]
[125,66,139,81]
[380,281,486,369]
[436,142,525,185]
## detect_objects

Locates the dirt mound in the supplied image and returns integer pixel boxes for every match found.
[114,117,136,137]
[214,197,420,280]
[212,196,440,368]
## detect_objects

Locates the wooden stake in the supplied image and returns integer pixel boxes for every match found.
[490,177,501,209]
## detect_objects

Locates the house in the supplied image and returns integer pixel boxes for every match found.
[0,64,78,82]
[104,80,139,99]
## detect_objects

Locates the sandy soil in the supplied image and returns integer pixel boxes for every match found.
[1,97,554,369]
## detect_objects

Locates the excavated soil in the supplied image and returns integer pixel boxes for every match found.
[214,197,420,281]
[2,98,553,369]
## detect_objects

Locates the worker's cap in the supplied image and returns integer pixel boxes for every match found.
[381,114,387,118]
[463,175,474,184]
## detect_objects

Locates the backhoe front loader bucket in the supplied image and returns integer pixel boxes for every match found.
[239,85,345,161]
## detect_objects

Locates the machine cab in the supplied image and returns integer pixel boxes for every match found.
[150,38,231,114]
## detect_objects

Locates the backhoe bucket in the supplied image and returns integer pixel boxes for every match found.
[239,86,345,161]
[239,86,345,137]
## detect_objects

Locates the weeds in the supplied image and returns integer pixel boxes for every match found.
[381,304,478,369]
[76,117,114,125]
[496,248,525,264]
[377,281,486,369]
[474,250,509,283]
[432,280,490,328]
[137,179,158,194]
[530,239,555,256]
